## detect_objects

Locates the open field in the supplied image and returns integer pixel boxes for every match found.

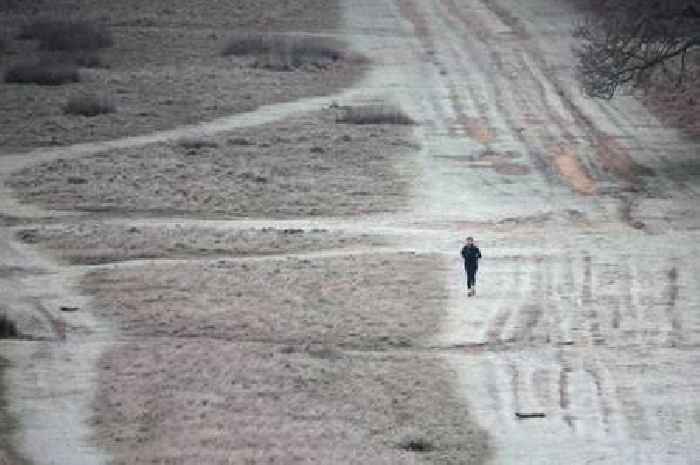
[2,0,700,464]
[0,0,361,152]
[14,222,389,265]
[85,252,490,465]
[82,253,445,348]
[94,340,490,465]
[8,112,417,216]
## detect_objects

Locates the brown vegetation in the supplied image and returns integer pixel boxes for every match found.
[335,105,416,125]
[16,223,387,265]
[0,0,361,151]
[9,112,417,216]
[17,18,113,51]
[573,0,700,139]
[223,33,346,71]
[63,93,116,116]
[573,0,700,98]
[0,314,19,338]
[86,253,490,464]
[4,62,79,85]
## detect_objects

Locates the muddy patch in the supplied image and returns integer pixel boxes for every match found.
[448,117,497,144]
[479,149,530,175]
[550,145,596,195]
[436,149,530,175]
[596,135,654,186]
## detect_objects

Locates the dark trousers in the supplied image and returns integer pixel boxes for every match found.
[465,267,477,289]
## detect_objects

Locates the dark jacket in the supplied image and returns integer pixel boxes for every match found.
[461,245,482,269]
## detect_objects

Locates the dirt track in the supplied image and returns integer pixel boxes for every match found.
[1,0,700,464]
[364,0,700,462]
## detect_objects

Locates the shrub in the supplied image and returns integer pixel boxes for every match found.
[18,19,113,51]
[397,437,435,452]
[72,52,104,68]
[4,62,80,85]
[0,0,42,11]
[288,37,343,63]
[0,314,19,338]
[176,135,219,149]
[335,105,415,125]
[224,33,344,70]
[222,32,270,56]
[64,93,116,116]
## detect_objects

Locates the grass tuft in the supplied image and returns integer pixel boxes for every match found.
[397,437,435,453]
[176,135,219,149]
[335,105,415,125]
[0,314,19,339]
[64,93,116,116]
[17,19,113,51]
[222,32,270,56]
[4,62,80,85]
[72,52,104,68]
[223,33,344,71]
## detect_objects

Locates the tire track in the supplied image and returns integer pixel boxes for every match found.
[615,384,651,440]
[584,359,612,433]
[665,265,682,348]
[557,350,575,430]
[410,0,700,462]
[485,258,522,345]
[399,0,517,204]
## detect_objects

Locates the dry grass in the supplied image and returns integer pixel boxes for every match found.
[221,32,270,56]
[0,356,25,465]
[0,0,41,11]
[571,1,700,139]
[0,314,19,338]
[86,252,491,464]
[4,62,80,85]
[336,105,415,125]
[82,253,444,348]
[641,81,700,139]
[0,0,359,152]
[63,93,116,116]
[224,33,345,71]
[71,52,104,68]
[94,340,490,465]
[175,134,219,150]
[9,112,417,216]
[16,223,387,265]
[17,18,113,51]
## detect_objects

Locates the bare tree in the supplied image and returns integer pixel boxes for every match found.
[573,0,700,98]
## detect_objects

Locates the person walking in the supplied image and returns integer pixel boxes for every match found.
[461,236,482,297]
